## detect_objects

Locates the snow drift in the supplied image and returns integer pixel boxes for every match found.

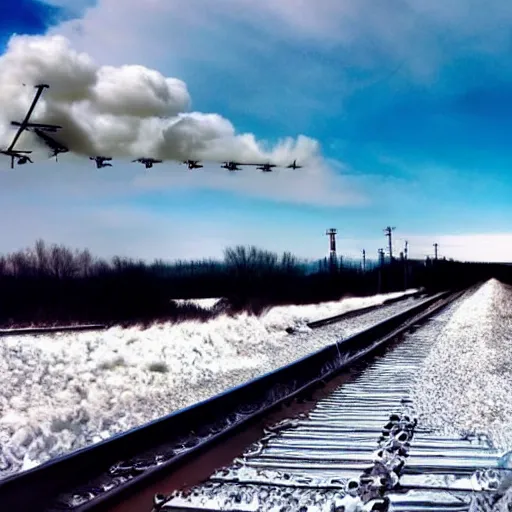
[413,279,512,451]
[0,289,416,477]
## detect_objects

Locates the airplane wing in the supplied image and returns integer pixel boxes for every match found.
[1,150,32,155]
[7,86,47,151]
[33,129,62,147]
[33,130,69,155]
[11,121,62,133]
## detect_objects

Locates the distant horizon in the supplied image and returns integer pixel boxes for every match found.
[2,237,512,267]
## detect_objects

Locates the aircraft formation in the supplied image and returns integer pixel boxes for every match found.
[1,85,304,173]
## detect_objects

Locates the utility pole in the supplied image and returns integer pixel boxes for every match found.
[378,248,385,293]
[362,249,366,273]
[403,240,409,290]
[399,252,406,290]
[326,228,337,270]
[384,226,395,262]
[433,243,438,261]
[378,248,385,267]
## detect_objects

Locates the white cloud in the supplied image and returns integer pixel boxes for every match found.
[131,160,366,207]
[216,0,512,58]
[0,28,371,209]
[0,24,365,259]
[0,34,320,165]
[0,149,363,208]
[46,0,512,90]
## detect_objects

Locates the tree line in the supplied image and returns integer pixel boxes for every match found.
[0,240,507,327]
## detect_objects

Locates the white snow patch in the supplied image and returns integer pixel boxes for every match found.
[262,289,419,331]
[0,289,416,477]
[412,279,512,451]
[172,298,222,310]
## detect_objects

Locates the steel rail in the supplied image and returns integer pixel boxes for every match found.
[0,290,459,511]
[0,324,107,336]
[304,289,427,330]
[0,289,426,336]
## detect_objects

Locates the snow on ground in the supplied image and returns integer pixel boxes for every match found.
[250,288,419,331]
[412,279,512,451]
[174,290,420,328]
[0,289,418,477]
[288,294,425,349]
[172,298,222,309]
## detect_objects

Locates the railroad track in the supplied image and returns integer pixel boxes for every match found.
[0,290,423,337]
[304,289,427,330]
[0,289,474,512]
[0,324,106,336]
[160,287,506,511]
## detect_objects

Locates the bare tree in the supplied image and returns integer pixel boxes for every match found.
[93,259,111,276]
[0,256,7,276]
[8,250,37,277]
[76,249,94,278]
[35,239,49,276]
[49,245,77,279]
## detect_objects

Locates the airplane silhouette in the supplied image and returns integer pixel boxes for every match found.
[183,160,203,169]
[256,163,277,172]
[0,149,33,169]
[90,156,113,169]
[221,161,242,171]
[132,157,163,169]
[287,159,302,169]
[32,129,69,162]
[1,84,61,168]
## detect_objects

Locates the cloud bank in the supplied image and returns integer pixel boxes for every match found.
[0,34,319,165]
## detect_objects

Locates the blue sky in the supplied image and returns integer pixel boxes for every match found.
[0,0,59,48]
[1,0,512,262]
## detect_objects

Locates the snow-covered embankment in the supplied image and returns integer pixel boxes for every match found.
[0,289,417,477]
[412,279,512,450]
